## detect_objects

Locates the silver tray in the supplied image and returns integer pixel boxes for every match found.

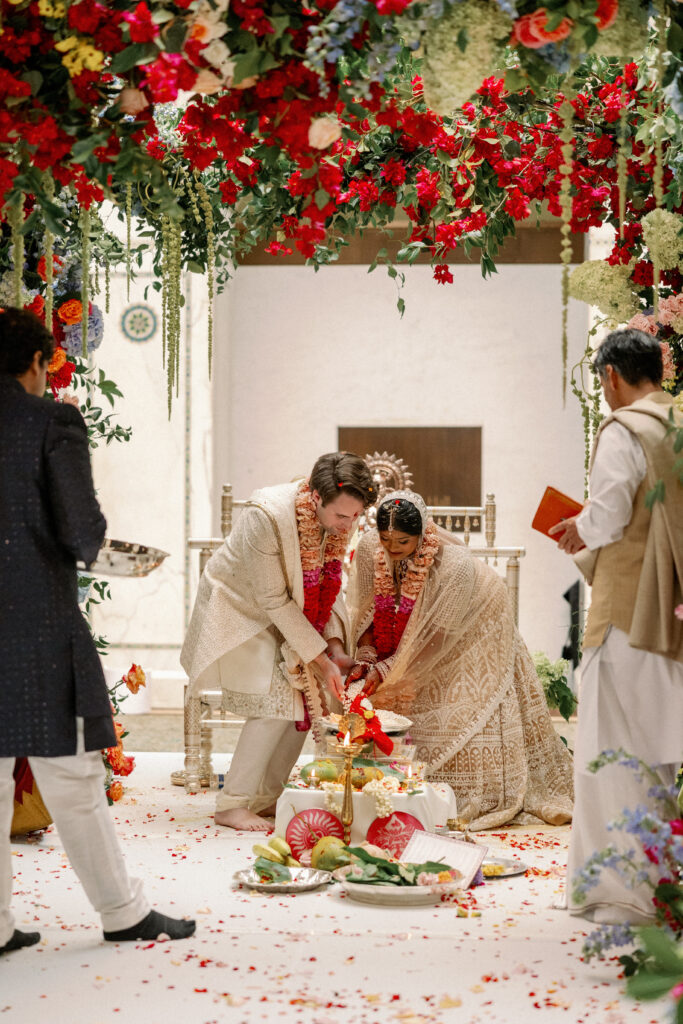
[233,867,332,893]
[79,539,169,578]
[482,857,528,879]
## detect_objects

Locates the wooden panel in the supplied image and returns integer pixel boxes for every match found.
[239,225,585,267]
[339,426,482,510]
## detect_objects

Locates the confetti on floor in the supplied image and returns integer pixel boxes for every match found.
[0,753,670,1024]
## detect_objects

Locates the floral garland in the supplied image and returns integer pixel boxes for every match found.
[295,481,349,635]
[373,520,439,660]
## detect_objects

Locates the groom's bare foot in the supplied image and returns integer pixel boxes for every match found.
[215,808,272,831]
[259,803,277,817]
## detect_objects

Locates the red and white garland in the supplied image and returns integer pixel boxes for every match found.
[373,521,439,659]
[295,481,349,634]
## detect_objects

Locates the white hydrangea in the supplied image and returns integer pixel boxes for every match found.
[641,209,683,271]
[420,0,513,115]
[569,260,639,322]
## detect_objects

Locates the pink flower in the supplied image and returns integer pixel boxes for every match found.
[675,604,683,621]
[123,1,158,43]
[671,981,683,1001]
[626,313,658,336]
[660,342,676,382]
[657,293,683,327]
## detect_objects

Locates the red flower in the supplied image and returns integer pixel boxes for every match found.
[433,264,453,285]
[632,260,654,287]
[123,2,158,43]
[379,159,406,188]
[596,0,619,31]
[265,241,293,256]
[68,2,105,34]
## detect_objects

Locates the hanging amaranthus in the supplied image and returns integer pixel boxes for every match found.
[7,194,24,308]
[80,206,90,358]
[161,215,183,415]
[650,10,667,322]
[196,179,215,378]
[160,214,170,370]
[558,95,575,402]
[104,258,110,314]
[125,182,132,301]
[43,174,54,329]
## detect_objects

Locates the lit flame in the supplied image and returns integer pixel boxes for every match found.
[343,730,351,748]
[406,764,413,780]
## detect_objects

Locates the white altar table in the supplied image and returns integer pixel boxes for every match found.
[275,782,457,855]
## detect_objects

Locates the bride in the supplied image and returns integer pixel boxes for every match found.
[346,490,573,830]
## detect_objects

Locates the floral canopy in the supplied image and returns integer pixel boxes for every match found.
[1,0,682,402]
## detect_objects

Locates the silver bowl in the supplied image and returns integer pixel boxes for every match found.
[80,539,170,578]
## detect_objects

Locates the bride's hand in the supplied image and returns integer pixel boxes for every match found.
[346,662,369,685]
[362,667,381,696]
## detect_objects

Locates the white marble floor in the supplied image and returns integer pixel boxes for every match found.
[3,753,663,1024]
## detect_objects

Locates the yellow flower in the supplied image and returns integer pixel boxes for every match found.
[81,45,105,71]
[61,50,85,77]
[38,0,66,16]
[54,34,79,52]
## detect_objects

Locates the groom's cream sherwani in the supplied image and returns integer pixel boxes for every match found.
[181,481,348,720]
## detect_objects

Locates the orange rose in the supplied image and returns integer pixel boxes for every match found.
[107,781,123,802]
[47,346,66,373]
[57,298,83,325]
[123,663,146,694]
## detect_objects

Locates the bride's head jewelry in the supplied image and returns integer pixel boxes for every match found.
[379,490,428,537]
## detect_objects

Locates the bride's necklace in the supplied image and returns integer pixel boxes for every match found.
[393,559,409,587]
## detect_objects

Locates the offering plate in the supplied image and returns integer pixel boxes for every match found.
[79,539,170,578]
[341,879,462,906]
[233,867,331,893]
[481,857,528,879]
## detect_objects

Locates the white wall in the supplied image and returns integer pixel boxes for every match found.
[214,261,590,659]
[88,249,592,706]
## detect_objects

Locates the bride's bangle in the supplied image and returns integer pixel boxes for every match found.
[356,645,377,664]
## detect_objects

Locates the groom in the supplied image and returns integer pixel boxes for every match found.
[181,452,376,830]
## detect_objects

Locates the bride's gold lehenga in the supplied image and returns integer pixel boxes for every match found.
[349,529,574,830]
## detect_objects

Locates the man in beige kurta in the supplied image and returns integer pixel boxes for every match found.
[181,453,375,830]
[551,328,683,923]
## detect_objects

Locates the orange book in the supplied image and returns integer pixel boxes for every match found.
[532,486,584,541]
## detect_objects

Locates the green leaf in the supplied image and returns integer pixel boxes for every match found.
[644,479,665,509]
[163,18,188,54]
[109,42,160,74]
[456,28,468,53]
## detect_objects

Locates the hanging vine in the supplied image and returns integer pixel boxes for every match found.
[558,92,575,403]
[196,179,215,378]
[80,206,91,358]
[7,193,24,308]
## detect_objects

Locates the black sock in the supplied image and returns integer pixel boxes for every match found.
[103,910,196,942]
[0,929,41,954]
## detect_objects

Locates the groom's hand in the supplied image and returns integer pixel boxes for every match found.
[326,641,356,674]
[314,653,344,702]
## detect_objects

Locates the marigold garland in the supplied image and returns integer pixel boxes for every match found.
[373,520,439,660]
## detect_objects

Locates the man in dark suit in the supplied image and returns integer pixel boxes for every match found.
[0,307,195,953]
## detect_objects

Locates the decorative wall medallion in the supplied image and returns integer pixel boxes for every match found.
[121,304,157,342]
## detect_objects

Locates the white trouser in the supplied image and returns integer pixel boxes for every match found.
[568,627,683,923]
[1,721,149,947]
[216,718,306,814]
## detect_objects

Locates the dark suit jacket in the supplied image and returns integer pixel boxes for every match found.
[0,373,116,756]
